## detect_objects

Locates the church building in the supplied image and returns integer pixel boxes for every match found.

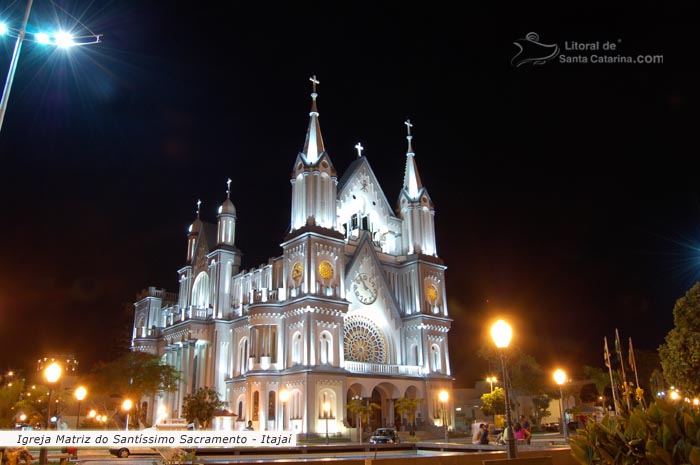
[131,78,453,436]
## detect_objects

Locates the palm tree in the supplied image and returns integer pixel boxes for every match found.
[394,397,423,436]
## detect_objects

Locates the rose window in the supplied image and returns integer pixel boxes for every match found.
[344,317,386,363]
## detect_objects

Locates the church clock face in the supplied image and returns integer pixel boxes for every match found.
[352,272,378,305]
[291,262,303,283]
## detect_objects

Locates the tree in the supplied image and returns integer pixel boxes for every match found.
[478,345,544,395]
[531,394,551,426]
[480,387,507,417]
[394,397,423,436]
[90,351,181,427]
[0,380,24,428]
[181,387,227,429]
[346,398,380,442]
[659,282,700,397]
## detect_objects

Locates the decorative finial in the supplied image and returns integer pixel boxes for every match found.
[309,75,320,94]
[355,142,364,158]
[226,178,231,199]
[196,199,202,218]
[405,119,414,153]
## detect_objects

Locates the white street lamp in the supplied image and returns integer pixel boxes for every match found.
[0,0,102,133]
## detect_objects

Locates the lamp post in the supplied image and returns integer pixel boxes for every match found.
[74,386,87,429]
[439,390,449,443]
[491,319,516,459]
[279,389,289,431]
[323,401,331,445]
[0,1,102,134]
[351,395,363,443]
[40,362,62,465]
[122,399,133,431]
[553,369,568,439]
[486,376,497,393]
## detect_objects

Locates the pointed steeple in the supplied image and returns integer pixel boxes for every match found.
[187,199,203,262]
[302,75,325,164]
[402,119,423,201]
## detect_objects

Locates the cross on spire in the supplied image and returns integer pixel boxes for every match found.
[355,142,364,158]
[405,119,413,136]
[309,75,320,94]
[226,178,231,198]
[196,199,202,218]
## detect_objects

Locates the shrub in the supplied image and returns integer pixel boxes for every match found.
[569,399,700,465]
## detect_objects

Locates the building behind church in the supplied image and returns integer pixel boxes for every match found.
[131,79,453,436]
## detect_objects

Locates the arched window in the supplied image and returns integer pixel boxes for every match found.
[430,344,441,372]
[409,343,419,366]
[192,272,210,308]
[292,332,302,365]
[290,390,302,420]
[238,338,248,375]
[268,391,276,419]
[238,401,243,420]
[319,331,332,365]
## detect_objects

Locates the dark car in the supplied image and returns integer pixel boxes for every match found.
[369,428,400,444]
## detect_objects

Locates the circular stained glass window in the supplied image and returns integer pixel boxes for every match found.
[344,316,386,363]
[318,260,334,280]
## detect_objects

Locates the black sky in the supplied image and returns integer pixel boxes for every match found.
[0,3,698,387]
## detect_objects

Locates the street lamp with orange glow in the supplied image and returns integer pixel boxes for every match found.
[40,362,62,465]
[122,399,133,431]
[491,319,516,459]
[279,389,289,431]
[323,401,331,445]
[439,390,449,442]
[553,369,568,439]
[74,386,87,429]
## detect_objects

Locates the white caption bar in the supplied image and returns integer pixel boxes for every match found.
[0,431,296,448]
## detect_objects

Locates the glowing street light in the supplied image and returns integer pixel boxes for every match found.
[490,319,516,459]
[553,369,568,439]
[439,390,449,443]
[486,376,497,393]
[122,399,133,431]
[74,386,87,429]
[323,401,331,445]
[41,362,62,465]
[279,389,289,431]
[0,0,102,133]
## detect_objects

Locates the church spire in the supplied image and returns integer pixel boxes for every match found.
[186,199,203,262]
[302,75,325,164]
[217,178,237,246]
[402,119,423,201]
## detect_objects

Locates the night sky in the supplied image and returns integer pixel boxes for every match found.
[0,3,698,388]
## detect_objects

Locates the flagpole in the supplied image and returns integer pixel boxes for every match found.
[628,337,640,389]
[615,329,631,411]
[604,337,620,413]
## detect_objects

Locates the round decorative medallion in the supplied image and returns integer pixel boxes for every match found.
[318,260,334,280]
[291,262,303,283]
[344,316,386,363]
[426,283,438,303]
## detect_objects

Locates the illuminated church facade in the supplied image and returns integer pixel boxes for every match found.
[131,78,453,435]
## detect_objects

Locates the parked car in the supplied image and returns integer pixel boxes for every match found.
[369,427,400,444]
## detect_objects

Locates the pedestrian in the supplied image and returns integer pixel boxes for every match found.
[245,420,254,430]
[479,423,490,444]
[520,415,531,445]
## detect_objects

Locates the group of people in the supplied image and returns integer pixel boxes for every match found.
[472,416,532,445]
